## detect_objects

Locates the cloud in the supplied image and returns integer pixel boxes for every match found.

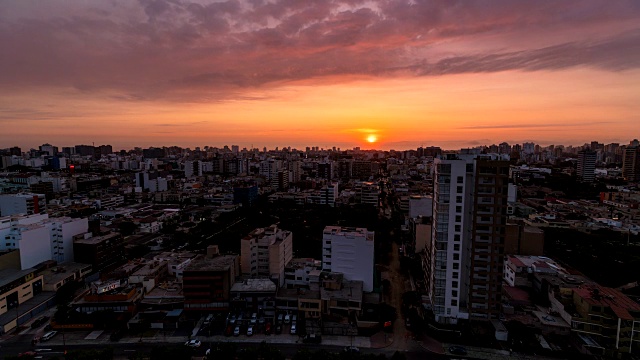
[0,1,639,102]
[458,121,613,130]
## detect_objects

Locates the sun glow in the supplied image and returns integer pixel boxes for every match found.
[366,134,378,143]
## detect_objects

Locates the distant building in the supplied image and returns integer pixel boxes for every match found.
[73,232,126,273]
[0,193,46,216]
[577,150,596,182]
[622,146,640,181]
[233,184,258,207]
[0,268,50,334]
[182,249,239,312]
[322,226,375,292]
[240,224,293,287]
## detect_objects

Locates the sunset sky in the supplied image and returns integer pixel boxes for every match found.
[1,0,639,151]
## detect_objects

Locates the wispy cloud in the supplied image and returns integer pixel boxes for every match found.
[458,121,613,130]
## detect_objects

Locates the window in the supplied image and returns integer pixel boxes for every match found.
[455,215,461,222]
[451,299,458,306]
[453,263,459,270]
[454,244,460,251]
[457,176,464,183]
[456,196,462,203]
[452,290,458,297]
[452,281,458,288]
[457,186,463,193]
[456,206,462,213]
[454,235,460,242]
[454,225,461,232]
[453,253,460,260]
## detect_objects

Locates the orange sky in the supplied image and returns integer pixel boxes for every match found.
[1,1,639,150]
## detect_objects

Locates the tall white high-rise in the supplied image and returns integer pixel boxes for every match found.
[428,153,510,324]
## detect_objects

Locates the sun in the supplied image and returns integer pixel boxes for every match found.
[366,134,378,143]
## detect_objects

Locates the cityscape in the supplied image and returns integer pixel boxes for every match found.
[1,1,640,360]
[0,140,639,360]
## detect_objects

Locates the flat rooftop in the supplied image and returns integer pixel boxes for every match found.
[277,287,320,300]
[40,263,92,284]
[321,280,363,302]
[231,279,277,293]
[74,232,121,245]
[0,268,38,288]
[184,254,237,272]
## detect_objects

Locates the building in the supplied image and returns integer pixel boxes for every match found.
[428,154,510,324]
[0,214,88,269]
[622,146,640,181]
[72,279,143,318]
[240,224,292,287]
[73,232,126,273]
[322,226,375,292]
[0,268,54,334]
[182,249,239,312]
[577,150,596,182]
[504,223,544,256]
[0,193,46,216]
[230,278,277,316]
[570,285,640,357]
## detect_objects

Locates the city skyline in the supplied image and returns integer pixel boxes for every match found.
[1,1,639,150]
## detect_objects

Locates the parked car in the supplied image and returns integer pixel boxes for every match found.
[229,314,237,325]
[275,324,282,334]
[258,317,265,325]
[449,346,467,355]
[264,323,272,335]
[284,314,291,324]
[343,346,360,354]
[290,323,297,334]
[41,331,57,341]
[277,314,283,323]
[185,339,201,348]
[303,334,322,344]
[291,315,297,323]
[247,325,254,336]
[233,326,241,336]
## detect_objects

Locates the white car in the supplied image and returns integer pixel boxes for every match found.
[247,325,254,336]
[41,331,57,341]
[284,314,290,324]
[185,339,201,347]
[290,323,296,334]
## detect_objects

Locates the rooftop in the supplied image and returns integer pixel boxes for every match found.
[231,278,277,293]
[184,254,237,272]
[0,268,38,289]
[321,280,363,302]
[73,231,121,245]
[574,285,640,320]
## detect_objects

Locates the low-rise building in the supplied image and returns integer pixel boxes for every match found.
[183,250,239,312]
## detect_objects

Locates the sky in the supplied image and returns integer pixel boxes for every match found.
[1,0,639,151]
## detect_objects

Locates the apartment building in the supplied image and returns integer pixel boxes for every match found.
[182,252,239,312]
[322,226,375,292]
[428,154,510,324]
[0,193,46,216]
[240,224,292,287]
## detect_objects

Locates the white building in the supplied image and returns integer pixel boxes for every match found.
[322,226,375,292]
[0,193,46,216]
[0,214,87,269]
[240,224,293,287]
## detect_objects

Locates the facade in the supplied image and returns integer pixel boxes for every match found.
[182,254,238,312]
[429,154,510,324]
[0,268,47,334]
[0,214,87,269]
[240,224,293,287]
[322,226,375,292]
[622,146,640,181]
[504,223,544,256]
[577,150,596,182]
[0,193,46,216]
[570,286,640,357]
[73,232,126,273]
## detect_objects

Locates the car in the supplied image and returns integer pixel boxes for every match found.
[185,339,201,348]
[41,331,58,341]
[275,324,282,334]
[344,346,360,353]
[290,323,296,334]
[224,325,233,337]
[258,317,265,325]
[229,314,237,325]
[233,326,240,336]
[303,334,322,344]
[247,325,254,336]
[449,346,467,355]
[292,315,297,323]
[264,322,272,335]
[284,314,290,324]
[277,314,283,323]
